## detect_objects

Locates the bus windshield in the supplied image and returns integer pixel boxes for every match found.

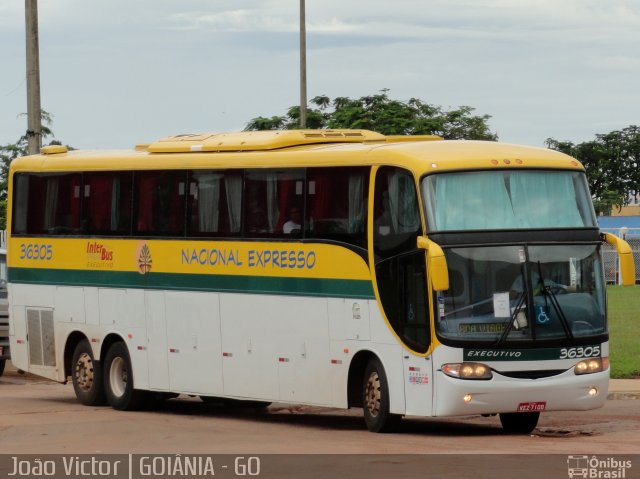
[422,170,597,232]
[435,244,606,344]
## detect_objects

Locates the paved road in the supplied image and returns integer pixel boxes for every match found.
[1,370,639,456]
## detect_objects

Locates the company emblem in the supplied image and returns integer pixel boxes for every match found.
[137,242,152,275]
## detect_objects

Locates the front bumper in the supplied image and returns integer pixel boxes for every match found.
[434,368,608,416]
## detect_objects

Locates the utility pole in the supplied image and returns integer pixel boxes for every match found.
[25,0,42,155]
[299,0,307,128]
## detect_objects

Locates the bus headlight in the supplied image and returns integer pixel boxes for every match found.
[574,357,608,375]
[442,362,493,380]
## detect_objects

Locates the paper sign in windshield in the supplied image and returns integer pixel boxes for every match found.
[493,292,510,318]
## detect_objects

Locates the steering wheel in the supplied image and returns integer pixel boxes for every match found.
[547,283,568,295]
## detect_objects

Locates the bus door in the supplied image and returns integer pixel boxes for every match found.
[373,167,433,416]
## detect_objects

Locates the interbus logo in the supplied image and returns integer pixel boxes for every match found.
[86,241,114,269]
[137,242,153,275]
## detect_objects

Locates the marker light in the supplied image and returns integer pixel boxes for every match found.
[442,362,493,380]
[574,357,608,375]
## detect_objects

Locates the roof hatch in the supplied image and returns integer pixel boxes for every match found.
[145,129,387,153]
[40,145,68,154]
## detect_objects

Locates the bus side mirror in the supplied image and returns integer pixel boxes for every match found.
[602,232,636,286]
[417,236,449,291]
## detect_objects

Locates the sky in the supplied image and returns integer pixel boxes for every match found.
[1,0,639,150]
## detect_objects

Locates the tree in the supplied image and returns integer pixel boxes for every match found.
[0,111,62,229]
[245,90,497,140]
[546,125,640,215]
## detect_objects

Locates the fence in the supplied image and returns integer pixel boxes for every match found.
[601,228,640,284]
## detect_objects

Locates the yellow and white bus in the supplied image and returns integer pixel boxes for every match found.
[7,129,634,433]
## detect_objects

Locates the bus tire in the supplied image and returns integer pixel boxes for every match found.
[0,359,5,377]
[104,341,145,411]
[499,412,539,434]
[71,339,107,406]
[362,357,400,433]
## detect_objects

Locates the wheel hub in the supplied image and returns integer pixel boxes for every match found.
[109,356,128,398]
[365,371,381,417]
[74,353,94,391]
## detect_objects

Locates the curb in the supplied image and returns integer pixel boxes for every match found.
[607,392,640,400]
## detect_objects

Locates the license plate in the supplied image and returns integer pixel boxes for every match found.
[517,401,546,412]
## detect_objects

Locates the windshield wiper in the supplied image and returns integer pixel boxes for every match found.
[536,261,574,340]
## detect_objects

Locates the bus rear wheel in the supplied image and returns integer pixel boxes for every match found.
[0,359,5,377]
[104,341,146,411]
[362,358,400,433]
[71,339,107,406]
[499,412,539,434]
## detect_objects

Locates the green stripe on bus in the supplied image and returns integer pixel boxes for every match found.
[7,267,376,299]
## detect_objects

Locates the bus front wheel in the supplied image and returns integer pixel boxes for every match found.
[104,341,145,411]
[362,358,400,433]
[0,359,5,377]
[499,412,540,434]
[71,339,107,406]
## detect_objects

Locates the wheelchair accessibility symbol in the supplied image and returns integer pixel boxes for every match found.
[535,305,551,325]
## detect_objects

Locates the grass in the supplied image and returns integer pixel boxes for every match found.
[607,285,640,378]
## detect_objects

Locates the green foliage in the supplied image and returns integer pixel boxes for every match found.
[607,285,640,378]
[0,111,62,229]
[547,125,640,215]
[245,90,497,140]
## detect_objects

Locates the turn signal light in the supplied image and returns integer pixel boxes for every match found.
[574,357,609,375]
[442,362,493,380]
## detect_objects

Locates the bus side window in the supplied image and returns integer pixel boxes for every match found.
[242,169,304,238]
[305,167,369,249]
[187,170,242,237]
[133,170,187,237]
[82,172,133,235]
[12,173,82,236]
[11,173,30,234]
